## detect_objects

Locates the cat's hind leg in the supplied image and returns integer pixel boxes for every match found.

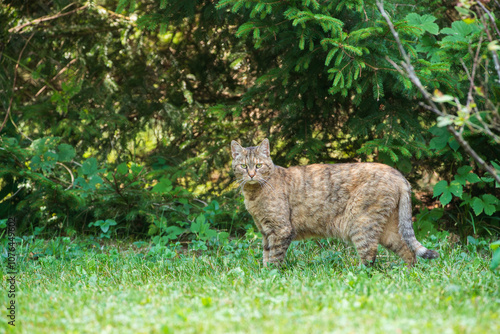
[349,219,383,265]
[380,214,416,266]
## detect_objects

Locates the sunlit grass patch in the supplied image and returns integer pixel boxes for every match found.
[1,236,498,333]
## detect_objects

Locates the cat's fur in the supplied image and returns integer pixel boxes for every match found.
[231,138,439,267]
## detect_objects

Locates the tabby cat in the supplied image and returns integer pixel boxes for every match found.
[231,139,439,267]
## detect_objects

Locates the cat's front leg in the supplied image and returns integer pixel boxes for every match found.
[262,235,270,267]
[267,226,295,266]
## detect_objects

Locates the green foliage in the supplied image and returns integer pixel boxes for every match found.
[471,195,499,216]
[1,0,499,241]
[88,219,118,238]
[433,180,463,206]
[430,160,499,236]
[190,214,217,241]
[491,240,500,270]
[0,134,230,240]
[415,5,500,237]
[406,13,439,35]
[414,207,443,239]
[30,137,76,173]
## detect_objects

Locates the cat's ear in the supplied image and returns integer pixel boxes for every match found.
[257,138,270,157]
[231,140,244,159]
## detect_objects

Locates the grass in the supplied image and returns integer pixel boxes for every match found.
[1,234,499,333]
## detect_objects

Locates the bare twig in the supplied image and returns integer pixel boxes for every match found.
[56,162,75,190]
[476,1,500,39]
[35,58,78,97]
[8,5,89,33]
[462,35,483,107]
[495,0,500,11]
[0,187,23,204]
[376,0,500,184]
[194,198,209,206]
[477,10,500,83]
[458,38,500,143]
[0,32,35,136]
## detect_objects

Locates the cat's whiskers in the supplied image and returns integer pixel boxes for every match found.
[235,178,248,194]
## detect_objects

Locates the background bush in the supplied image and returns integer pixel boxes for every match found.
[1,0,499,242]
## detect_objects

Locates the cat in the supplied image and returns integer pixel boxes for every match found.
[231,138,439,267]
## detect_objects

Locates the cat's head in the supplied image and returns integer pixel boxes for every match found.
[231,139,275,185]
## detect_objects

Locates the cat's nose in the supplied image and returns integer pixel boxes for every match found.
[248,170,256,178]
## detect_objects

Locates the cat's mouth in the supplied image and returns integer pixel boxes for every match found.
[247,180,259,185]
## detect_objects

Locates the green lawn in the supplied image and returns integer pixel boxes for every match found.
[1,236,499,333]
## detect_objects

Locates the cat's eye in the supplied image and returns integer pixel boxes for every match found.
[240,164,247,169]
[256,163,263,168]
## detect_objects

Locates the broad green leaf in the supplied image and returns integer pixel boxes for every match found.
[217,231,230,243]
[455,5,473,18]
[466,173,481,183]
[100,222,110,233]
[80,158,99,176]
[416,35,441,62]
[130,163,143,174]
[457,166,473,174]
[440,191,452,206]
[191,214,207,234]
[449,181,463,198]
[87,175,103,189]
[117,162,128,175]
[43,152,58,169]
[433,180,448,197]
[482,194,499,216]
[196,213,206,225]
[406,13,439,35]
[152,177,173,194]
[481,176,495,183]
[491,161,500,188]
[57,144,76,162]
[441,21,481,43]
[491,240,500,251]
[204,229,217,239]
[434,180,461,206]
[105,219,117,226]
[454,166,470,185]
[89,220,103,228]
[472,197,485,215]
[467,235,478,245]
[31,136,60,155]
[482,194,499,204]
[429,127,450,151]
[448,137,460,152]
[491,248,500,270]
[31,155,42,169]
[165,225,184,239]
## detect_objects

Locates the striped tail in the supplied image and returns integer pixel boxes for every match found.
[398,187,439,259]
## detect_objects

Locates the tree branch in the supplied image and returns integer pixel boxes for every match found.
[0,32,35,138]
[376,0,500,184]
[476,1,500,39]
[8,5,89,34]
